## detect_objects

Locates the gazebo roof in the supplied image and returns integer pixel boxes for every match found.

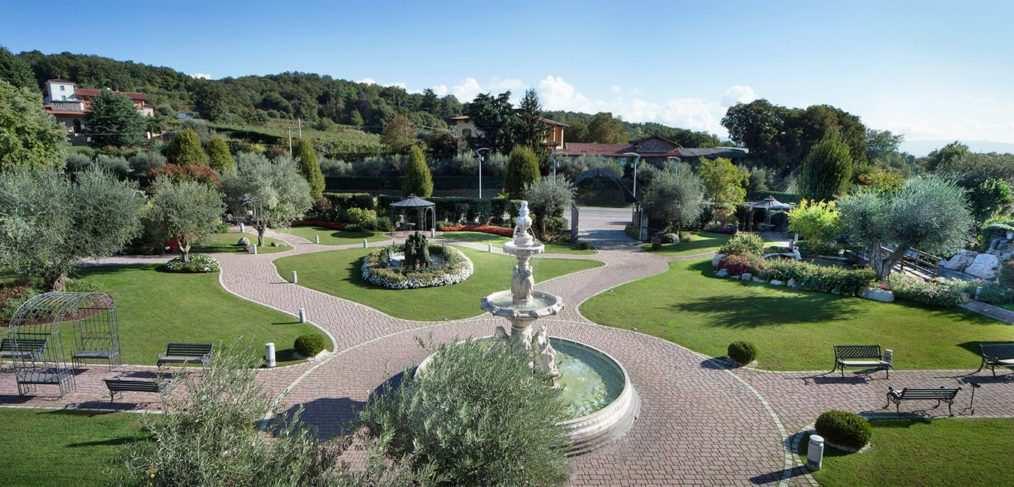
[746,195,792,211]
[390,195,435,208]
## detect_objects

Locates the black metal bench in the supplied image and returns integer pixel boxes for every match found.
[156,343,213,368]
[0,338,47,361]
[974,343,1014,377]
[831,345,893,378]
[103,378,174,403]
[886,386,962,416]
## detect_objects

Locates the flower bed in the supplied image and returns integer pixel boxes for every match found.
[438,224,513,237]
[361,244,473,289]
[160,254,220,273]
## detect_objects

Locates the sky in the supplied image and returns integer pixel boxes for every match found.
[2,0,1013,155]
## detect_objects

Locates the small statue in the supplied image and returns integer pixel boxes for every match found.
[513,201,536,247]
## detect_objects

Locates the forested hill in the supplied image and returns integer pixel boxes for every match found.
[543,110,721,148]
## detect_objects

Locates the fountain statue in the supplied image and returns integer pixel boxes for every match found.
[482,201,563,384]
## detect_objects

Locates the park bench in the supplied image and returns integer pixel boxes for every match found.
[886,386,962,416]
[103,378,174,403]
[0,337,47,361]
[831,345,893,378]
[975,343,1014,377]
[156,343,213,368]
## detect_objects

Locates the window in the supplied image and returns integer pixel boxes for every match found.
[59,85,65,91]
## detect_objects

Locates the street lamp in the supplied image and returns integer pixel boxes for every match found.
[475,147,492,200]
[622,152,641,201]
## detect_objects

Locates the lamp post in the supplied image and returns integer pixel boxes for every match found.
[622,152,641,202]
[475,147,492,200]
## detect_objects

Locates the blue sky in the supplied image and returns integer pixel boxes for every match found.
[2,0,1012,153]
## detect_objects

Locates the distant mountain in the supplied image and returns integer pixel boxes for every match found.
[901,139,1014,157]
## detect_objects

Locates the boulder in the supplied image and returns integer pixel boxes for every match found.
[770,279,785,286]
[787,278,799,288]
[862,288,895,303]
[966,253,1000,280]
[740,273,753,281]
[715,268,729,278]
[940,250,976,271]
[753,276,766,283]
[712,253,727,269]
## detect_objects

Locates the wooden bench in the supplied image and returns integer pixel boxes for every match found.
[886,386,961,416]
[156,343,213,368]
[831,345,893,378]
[975,343,1014,377]
[103,378,174,403]
[0,338,47,361]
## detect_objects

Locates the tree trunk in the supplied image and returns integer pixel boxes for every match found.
[256,223,266,247]
[47,272,68,292]
[180,239,191,263]
[870,243,909,280]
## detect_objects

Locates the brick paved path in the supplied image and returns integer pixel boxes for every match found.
[4,229,1013,486]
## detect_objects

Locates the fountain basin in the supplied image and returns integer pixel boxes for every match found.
[481,290,563,319]
[416,336,640,455]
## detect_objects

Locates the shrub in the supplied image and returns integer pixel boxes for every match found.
[1000,260,1014,289]
[788,199,841,243]
[976,283,1014,306]
[374,216,393,232]
[719,233,765,256]
[887,274,970,308]
[160,254,220,273]
[760,260,875,296]
[0,284,38,323]
[727,341,757,365]
[574,240,594,250]
[815,410,872,450]
[342,207,377,229]
[294,333,329,357]
[361,340,569,486]
[718,254,764,276]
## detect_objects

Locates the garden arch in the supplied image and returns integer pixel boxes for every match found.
[391,195,436,237]
[6,292,120,397]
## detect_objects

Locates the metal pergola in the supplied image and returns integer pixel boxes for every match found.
[391,194,437,237]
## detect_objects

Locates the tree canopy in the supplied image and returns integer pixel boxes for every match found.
[206,136,235,174]
[381,114,416,153]
[0,80,66,171]
[164,128,208,166]
[0,47,35,89]
[222,153,313,246]
[84,89,146,147]
[504,145,541,199]
[799,133,853,201]
[641,163,705,230]
[149,177,225,262]
[293,138,325,200]
[698,157,748,210]
[514,89,549,158]
[401,145,433,197]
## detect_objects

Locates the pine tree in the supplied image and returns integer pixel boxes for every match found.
[206,136,235,174]
[504,145,541,200]
[164,128,208,166]
[85,90,146,147]
[293,138,325,201]
[402,145,433,197]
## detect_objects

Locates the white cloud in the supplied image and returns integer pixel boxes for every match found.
[431,84,449,96]
[721,85,757,107]
[358,77,376,85]
[189,73,213,80]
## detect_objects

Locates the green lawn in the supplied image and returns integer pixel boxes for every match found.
[282,226,386,245]
[193,231,290,254]
[74,265,328,364]
[440,232,596,255]
[801,418,1014,487]
[640,232,731,257]
[580,259,1013,370]
[0,408,145,487]
[275,247,602,321]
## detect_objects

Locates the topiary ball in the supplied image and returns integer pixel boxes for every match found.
[294,333,329,357]
[727,341,757,366]
[815,410,872,450]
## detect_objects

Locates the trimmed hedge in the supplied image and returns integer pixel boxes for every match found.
[887,274,970,308]
[718,254,765,276]
[815,410,872,450]
[759,260,875,297]
[719,233,764,256]
[294,333,329,357]
[727,341,757,366]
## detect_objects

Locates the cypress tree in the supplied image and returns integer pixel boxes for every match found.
[293,138,325,201]
[206,136,235,174]
[164,128,208,166]
[402,145,433,197]
[504,145,541,200]
[800,133,853,201]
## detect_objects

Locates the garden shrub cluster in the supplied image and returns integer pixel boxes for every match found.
[437,223,513,237]
[361,244,473,289]
[975,282,1014,306]
[815,410,872,450]
[160,254,220,273]
[727,341,757,366]
[294,333,329,357]
[887,274,970,308]
[760,260,875,296]
[719,233,764,256]
[717,254,765,276]
[361,340,569,486]
[0,283,38,323]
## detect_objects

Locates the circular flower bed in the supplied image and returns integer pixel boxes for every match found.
[160,254,220,273]
[361,244,473,289]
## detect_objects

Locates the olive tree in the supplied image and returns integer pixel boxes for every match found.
[525,175,575,240]
[222,153,312,246]
[149,177,225,262]
[0,167,144,290]
[838,175,972,279]
[641,163,705,231]
[0,80,67,171]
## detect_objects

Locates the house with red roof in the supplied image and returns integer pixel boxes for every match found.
[553,136,748,164]
[448,115,568,151]
[43,79,156,142]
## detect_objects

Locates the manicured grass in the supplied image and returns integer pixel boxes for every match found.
[640,232,731,257]
[74,265,328,364]
[580,259,1014,370]
[801,418,1014,487]
[1,408,145,487]
[283,226,385,245]
[193,231,289,254]
[275,247,602,321]
[441,232,596,255]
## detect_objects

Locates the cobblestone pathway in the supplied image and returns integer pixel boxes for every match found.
[4,229,1013,486]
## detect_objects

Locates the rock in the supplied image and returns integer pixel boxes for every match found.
[663,233,680,244]
[715,268,729,278]
[966,253,1000,280]
[941,250,976,271]
[862,288,895,302]
[787,278,799,288]
[770,279,784,286]
[712,253,727,269]
[753,276,766,283]
[741,273,753,281]
[238,237,251,246]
